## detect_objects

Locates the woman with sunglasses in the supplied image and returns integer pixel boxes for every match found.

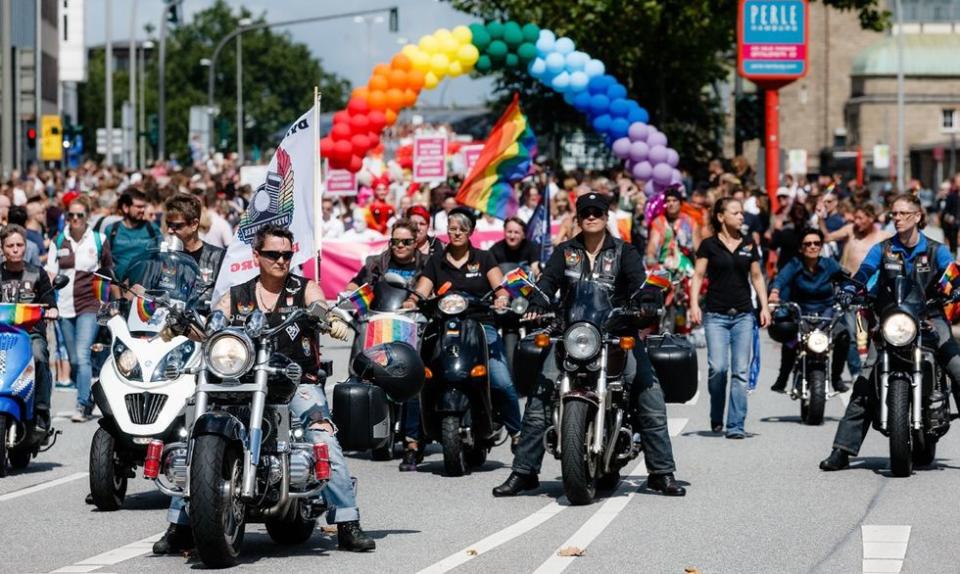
[163,193,225,303]
[345,219,425,292]
[44,196,112,423]
[767,228,850,394]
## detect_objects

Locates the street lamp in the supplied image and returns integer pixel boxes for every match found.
[140,39,155,168]
[236,17,252,164]
[354,15,385,71]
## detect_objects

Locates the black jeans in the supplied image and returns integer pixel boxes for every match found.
[833,315,960,455]
[31,333,51,418]
[511,341,677,476]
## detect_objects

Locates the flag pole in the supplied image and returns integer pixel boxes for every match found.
[313,86,323,284]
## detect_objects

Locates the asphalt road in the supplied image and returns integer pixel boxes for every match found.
[2,332,959,574]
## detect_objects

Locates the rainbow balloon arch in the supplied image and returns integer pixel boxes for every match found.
[320,20,682,192]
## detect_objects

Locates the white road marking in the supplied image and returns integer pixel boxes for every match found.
[0,471,88,503]
[48,532,165,574]
[683,389,700,406]
[416,418,689,574]
[532,418,689,574]
[861,525,911,574]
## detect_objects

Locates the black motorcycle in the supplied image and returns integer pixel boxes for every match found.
[152,303,337,568]
[496,262,532,377]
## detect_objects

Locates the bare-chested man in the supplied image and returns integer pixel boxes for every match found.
[820,203,889,272]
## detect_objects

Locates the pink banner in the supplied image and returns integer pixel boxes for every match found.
[413,135,447,182]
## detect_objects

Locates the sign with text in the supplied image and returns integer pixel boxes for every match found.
[873,144,890,169]
[787,149,807,175]
[325,168,358,196]
[461,144,484,174]
[738,0,809,83]
[413,135,448,182]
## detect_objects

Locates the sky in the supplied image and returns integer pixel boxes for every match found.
[84,0,496,108]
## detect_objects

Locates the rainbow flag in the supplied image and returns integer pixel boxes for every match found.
[92,274,111,304]
[939,262,960,293]
[455,94,537,219]
[347,284,375,316]
[0,303,44,327]
[501,267,533,298]
[644,268,671,291]
[364,315,418,349]
[136,296,158,322]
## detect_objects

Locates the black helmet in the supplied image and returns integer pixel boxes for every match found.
[768,307,799,344]
[351,342,425,402]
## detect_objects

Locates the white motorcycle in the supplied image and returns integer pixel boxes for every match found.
[88,247,205,511]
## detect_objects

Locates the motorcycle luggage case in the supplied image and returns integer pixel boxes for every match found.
[331,381,392,451]
[646,334,698,403]
[513,334,550,397]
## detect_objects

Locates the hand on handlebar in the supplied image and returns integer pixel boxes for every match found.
[837,290,856,308]
[402,299,417,310]
[327,318,350,341]
[768,291,780,305]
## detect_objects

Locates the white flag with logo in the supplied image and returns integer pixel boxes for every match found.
[212,106,317,304]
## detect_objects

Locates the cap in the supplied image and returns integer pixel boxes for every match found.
[62,190,80,208]
[576,192,609,215]
[448,206,478,229]
[406,204,430,221]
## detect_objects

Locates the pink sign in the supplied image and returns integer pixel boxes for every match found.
[462,144,484,174]
[325,169,357,196]
[413,135,448,182]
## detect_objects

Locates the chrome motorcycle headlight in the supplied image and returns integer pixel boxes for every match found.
[806,329,830,354]
[205,332,254,379]
[563,323,601,361]
[117,348,138,377]
[882,312,917,347]
[438,294,467,315]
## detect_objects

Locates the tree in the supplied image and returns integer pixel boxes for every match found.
[449,0,887,171]
[79,1,350,163]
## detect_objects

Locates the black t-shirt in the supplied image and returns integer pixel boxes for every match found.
[489,239,540,266]
[770,225,801,271]
[350,258,419,286]
[421,246,497,298]
[696,235,759,314]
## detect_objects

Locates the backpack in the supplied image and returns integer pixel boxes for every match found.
[55,230,103,263]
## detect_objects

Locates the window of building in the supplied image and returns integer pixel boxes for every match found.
[891,0,957,22]
[942,109,958,132]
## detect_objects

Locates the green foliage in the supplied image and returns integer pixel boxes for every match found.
[79,0,350,162]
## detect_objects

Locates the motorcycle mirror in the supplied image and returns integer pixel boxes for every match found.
[160,235,184,252]
[96,302,117,326]
[307,301,328,320]
[245,310,266,338]
[52,274,70,291]
[510,296,529,315]
[382,272,408,288]
[206,310,228,336]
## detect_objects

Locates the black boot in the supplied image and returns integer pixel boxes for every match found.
[771,346,797,393]
[491,471,539,497]
[646,473,686,496]
[152,524,194,555]
[819,449,850,471]
[338,521,376,552]
[398,448,418,472]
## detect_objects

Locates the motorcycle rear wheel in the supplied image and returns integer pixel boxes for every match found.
[561,400,597,506]
[801,368,826,426]
[888,378,913,477]
[441,416,468,477]
[265,501,316,545]
[190,435,246,568]
[0,415,8,477]
[88,428,128,510]
[7,447,31,470]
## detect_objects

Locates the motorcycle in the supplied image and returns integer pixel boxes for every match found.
[88,248,205,510]
[769,301,849,426]
[0,275,69,476]
[496,262,532,376]
[153,302,337,568]
[533,282,656,505]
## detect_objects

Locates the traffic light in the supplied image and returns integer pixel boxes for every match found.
[165,0,180,25]
[26,127,36,149]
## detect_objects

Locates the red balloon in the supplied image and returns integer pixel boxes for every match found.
[367,133,380,149]
[331,123,352,141]
[347,97,369,116]
[320,137,335,159]
[348,154,363,173]
[333,110,350,125]
[332,140,353,161]
[367,110,386,133]
[350,134,371,155]
[328,155,348,170]
[349,114,370,134]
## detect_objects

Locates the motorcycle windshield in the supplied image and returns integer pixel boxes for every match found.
[371,281,409,312]
[126,250,204,309]
[879,276,925,313]
[564,281,614,327]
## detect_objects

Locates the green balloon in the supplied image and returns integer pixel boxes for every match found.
[475,54,492,73]
[521,23,541,43]
[516,42,537,63]
[505,53,520,68]
[486,20,504,40]
[469,23,490,51]
[487,39,508,61]
[502,21,523,48]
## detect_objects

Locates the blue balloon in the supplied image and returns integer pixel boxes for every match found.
[536,29,556,56]
[589,93,610,115]
[606,83,628,100]
[555,37,575,55]
[587,75,612,95]
[551,71,571,92]
[573,91,592,112]
[545,52,566,75]
[584,59,605,78]
[565,51,588,72]
[608,98,630,118]
[563,91,577,105]
[592,114,612,134]
[628,107,650,124]
[569,71,589,92]
[528,57,547,78]
[609,117,630,140]
[625,99,640,112]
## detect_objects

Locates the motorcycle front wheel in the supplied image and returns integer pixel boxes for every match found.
[561,400,597,505]
[88,428,128,510]
[801,368,826,426]
[441,415,468,477]
[888,377,913,477]
[190,435,246,568]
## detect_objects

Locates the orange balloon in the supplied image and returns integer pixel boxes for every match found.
[387,69,407,91]
[368,75,389,92]
[385,88,405,110]
[351,86,369,101]
[406,69,425,91]
[385,109,397,126]
[403,88,418,107]
[391,53,412,72]
[368,90,387,111]
[372,63,391,77]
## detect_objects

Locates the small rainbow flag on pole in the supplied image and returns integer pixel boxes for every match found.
[643,267,672,291]
[939,262,960,292]
[501,267,533,298]
[346,284,375,316]
[92,274,111,304]
[455,94,537,220]
[136,296,158,322]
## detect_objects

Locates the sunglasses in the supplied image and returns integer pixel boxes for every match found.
[578,208,605,220]
[258,250,295,262]
[67,212,86,220]
[166,220,190,231]
[390,238,415,247]
[802,241,822,247]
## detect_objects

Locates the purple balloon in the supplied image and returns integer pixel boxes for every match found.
[652,162,673,186]
[665,148,680,168]
[671,169,683,185]
[643,180,657,197]
[648,145,668,165]
[625,159,635,171]
[648,131,668,147]
[632,161,653,181]
[611,137,632,159]
[628,122,649,142]
[628,141,649,163]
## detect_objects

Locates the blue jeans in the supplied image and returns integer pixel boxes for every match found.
[704,312,755,436]
[402,397,421,442]
[168,384,360,526]
[60,313,99,411]
[482,323,522,435]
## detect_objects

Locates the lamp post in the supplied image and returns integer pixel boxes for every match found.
[158,0,186,162]
[236,17,252,164]
[128,0,138,169]
[140,40,154,168]
[895,0,905,192]
[105,0,114,166]
[354,15,384,72]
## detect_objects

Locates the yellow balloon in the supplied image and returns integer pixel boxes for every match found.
[447,61,464,77]
[410,50,431,72]
[452,25,472,44]
[424,71,440,90]
[457,44,480,67]
[439,36,460,56]
[433,28,453,43]
[430,53,450,77]
[401,44,419,59]
[418,34,439,54]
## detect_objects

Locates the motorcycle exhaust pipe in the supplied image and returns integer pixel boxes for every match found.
[592,346,609,455]
[879,352,890,431]
[912,347,923,431]
[260,452,291,519]
[602,409,622,473]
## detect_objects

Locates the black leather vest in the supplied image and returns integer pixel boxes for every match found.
[877,237,943,304]
[561,240,623,292]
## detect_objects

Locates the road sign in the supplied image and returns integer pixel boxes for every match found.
[40,116,63,161]
[96,128,123,156]
[413,134,447,183]
[738,0,809,83]
[787,148,807,175]
[873,144,890,169]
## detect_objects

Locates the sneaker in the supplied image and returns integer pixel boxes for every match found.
[398,449,418,472]
[70,408,89,423]
[152,524,194,555]
[337,520,376,552]
[55,380,76,390]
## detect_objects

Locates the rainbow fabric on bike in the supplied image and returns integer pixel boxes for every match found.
[0,303,44,327]
[363,313,418,349]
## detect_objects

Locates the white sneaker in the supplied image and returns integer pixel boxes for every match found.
[70,409,89,423]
